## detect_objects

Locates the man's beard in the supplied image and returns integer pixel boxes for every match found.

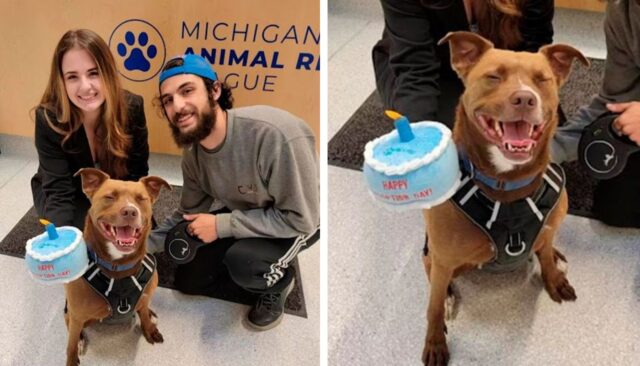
[169,104,216,147]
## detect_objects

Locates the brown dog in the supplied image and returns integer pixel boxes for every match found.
[420,32,588,365]
[63,168,170,366]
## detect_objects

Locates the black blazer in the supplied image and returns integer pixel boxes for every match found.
[31,91,149,228]
[373,0,554,123]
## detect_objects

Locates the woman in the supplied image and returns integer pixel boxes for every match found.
[31,29,149,229]
[373,0,554,126]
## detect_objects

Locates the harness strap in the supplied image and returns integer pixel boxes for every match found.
[451,163,565,272]
[82,254,157,321]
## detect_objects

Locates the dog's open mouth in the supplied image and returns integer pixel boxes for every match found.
[476,114,545,161]
[99,222,142,252]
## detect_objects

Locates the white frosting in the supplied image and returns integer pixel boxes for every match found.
[364,121,452,176]
[25,226,84,261]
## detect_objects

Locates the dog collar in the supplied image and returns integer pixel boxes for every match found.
[460,153,536,191]
[87,248,137,272]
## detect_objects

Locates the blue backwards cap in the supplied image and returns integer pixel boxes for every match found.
[159,54,218,85]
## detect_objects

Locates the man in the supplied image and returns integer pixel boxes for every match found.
[149,54,320,330]
[552,0,640,228]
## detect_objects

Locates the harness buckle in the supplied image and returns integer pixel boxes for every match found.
[117,299,132,315]
[505,232,527,257]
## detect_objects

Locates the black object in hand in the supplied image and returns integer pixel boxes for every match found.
[164,221,206,264]
[578,112,640,180]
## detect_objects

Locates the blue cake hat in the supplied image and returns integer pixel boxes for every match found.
[25,219,88,284]
[362,111,461,210]
[159,54,218,85]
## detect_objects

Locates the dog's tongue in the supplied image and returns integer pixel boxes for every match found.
[116,226,135,240]
[502,121,531,144]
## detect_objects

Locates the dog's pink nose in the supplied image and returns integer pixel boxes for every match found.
[509,90,537,110]
[120,206,138,218]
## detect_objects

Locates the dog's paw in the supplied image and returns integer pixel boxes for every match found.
[545,275,577,303]
[144,327,164,344]
[422,338,449,366]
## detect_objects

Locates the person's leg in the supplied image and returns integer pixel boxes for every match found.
[223,228,319,330]
[435,76,464,129]
[372,28,396,111]
[31,174,46,219]
[31,173,89,229]
[72,196,90,229]
[173,236,236,295]
[592,152,640,228]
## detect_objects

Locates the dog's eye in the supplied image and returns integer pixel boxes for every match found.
[136,195,149,202]
[485,74,501,82]
[535,74,553,83]
[103,195,115,201]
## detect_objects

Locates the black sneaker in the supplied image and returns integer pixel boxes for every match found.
[246,279,294,331]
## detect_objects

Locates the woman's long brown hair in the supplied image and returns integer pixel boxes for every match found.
[475,0,523,49]
[38,29,131,178]
[421,0,524,49]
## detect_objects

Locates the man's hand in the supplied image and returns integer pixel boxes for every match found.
[607,102,640,145]
[183,213,218,243]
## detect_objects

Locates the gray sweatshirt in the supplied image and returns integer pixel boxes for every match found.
[148,105,319,253]
[552,0,640,163]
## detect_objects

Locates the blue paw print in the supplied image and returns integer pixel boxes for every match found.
[117,31,157,72]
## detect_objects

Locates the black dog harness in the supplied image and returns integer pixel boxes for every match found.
[451,160,565,272]
[82,252,157,322]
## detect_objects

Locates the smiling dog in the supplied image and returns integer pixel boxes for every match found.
[420,32,588,365]
[63,168,170,366]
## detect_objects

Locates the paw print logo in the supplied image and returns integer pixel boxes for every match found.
[117,31,158,72]
[109,19,166,82]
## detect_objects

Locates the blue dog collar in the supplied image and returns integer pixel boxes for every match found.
[87,248,137,272]
[159,54,218,85]
[460,153,536,191]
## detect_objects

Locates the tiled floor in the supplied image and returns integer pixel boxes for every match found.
[328,4,640,366]
[0,134,319,366]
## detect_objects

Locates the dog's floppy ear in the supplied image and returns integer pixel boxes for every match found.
[140,176,172,203]
[438,31,494,79]
[539,44,590,86]
[74,168,110,199]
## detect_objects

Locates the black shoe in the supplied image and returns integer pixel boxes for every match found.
[246,279,294,331]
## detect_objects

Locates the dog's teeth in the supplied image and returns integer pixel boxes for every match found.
[529,124,534,137]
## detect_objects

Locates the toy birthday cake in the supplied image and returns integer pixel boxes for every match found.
[363,111,461,210]
[25,220,89,284]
